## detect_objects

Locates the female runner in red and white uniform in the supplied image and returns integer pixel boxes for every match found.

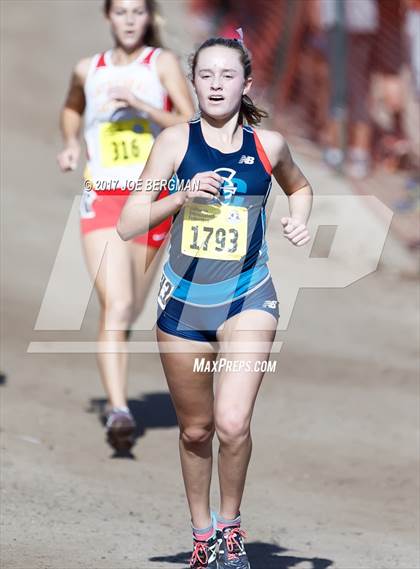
[57,0,194,451]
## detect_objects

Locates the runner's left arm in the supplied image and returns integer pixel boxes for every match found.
[269,132,313,247]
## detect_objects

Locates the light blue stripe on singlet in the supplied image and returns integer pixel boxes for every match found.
[163,262,269,306]
[261,209,266,236]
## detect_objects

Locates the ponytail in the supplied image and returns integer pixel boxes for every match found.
[240,94,268,126]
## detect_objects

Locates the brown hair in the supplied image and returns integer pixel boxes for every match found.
[191,37,268,126]
[104,0,163,47]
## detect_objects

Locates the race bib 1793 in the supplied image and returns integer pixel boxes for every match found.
[181,203,247,261]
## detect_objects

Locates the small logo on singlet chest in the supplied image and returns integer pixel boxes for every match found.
[238,155,255,165]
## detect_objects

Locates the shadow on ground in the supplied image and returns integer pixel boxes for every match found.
[87,392,178,457]
[150,541,334,569]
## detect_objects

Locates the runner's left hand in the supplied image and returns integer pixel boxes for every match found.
[281,217,311,246]
[108,86,138,109]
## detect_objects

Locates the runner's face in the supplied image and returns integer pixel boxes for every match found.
[107,0,150,50]
[194,46,252,120]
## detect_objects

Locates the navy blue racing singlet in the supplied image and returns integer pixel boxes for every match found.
[163,118,273,306]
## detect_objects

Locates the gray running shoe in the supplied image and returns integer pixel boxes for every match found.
[217,526,250,568]
[106,408,136,451]
[189,534,218,569]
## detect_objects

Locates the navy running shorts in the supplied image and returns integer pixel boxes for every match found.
[157,277,279,342]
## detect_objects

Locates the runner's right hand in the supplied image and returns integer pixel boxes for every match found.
[57,142,81,172]
[183,171,223,203]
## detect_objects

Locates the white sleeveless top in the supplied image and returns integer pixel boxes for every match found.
[83,47,171,190]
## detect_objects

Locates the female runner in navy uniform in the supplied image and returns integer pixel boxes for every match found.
[119,36,313,568]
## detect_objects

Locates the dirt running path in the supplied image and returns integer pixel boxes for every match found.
[1,2,418,568]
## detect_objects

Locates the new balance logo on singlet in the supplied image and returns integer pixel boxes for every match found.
[238,155,255,164]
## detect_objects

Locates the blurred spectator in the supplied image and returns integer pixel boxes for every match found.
[405,0,420,98]
[296,1,330,141]
[371,0,408,173]
[394,0,420,212]
[319,0,379,179]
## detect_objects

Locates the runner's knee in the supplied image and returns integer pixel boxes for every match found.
[180,424,215,447]
[215,413,250,445]
[104,298,135,328]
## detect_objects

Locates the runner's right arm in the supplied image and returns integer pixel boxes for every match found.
[57,58,90,172]
[117,124,222,241]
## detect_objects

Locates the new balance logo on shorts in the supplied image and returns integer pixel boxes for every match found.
[263,300,278,309]
[238,155,255,164]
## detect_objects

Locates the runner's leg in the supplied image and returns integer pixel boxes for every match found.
[82,228,134,409]
[215,310,277,520]
[157,328,216,530]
